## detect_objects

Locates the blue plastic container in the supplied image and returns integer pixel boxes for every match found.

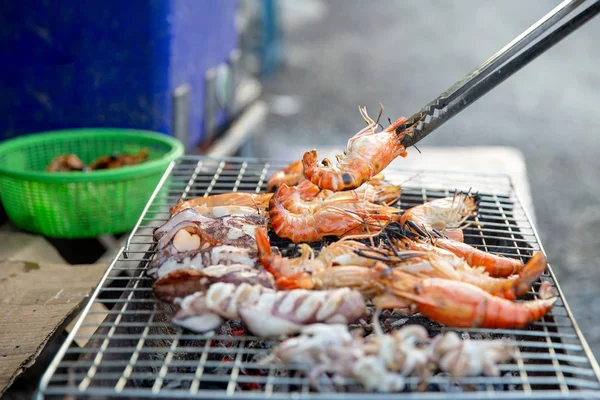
[0,0,238,148]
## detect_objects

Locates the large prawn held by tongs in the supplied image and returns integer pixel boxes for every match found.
[303,105,409,191]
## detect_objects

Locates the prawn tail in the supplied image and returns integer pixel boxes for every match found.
[254,226,273,258]
[513,252,548,297]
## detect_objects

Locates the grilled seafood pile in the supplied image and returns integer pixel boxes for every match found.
[144,147,558,392]
[263,323,517,392]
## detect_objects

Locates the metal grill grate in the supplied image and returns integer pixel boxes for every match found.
[38,156,600,399]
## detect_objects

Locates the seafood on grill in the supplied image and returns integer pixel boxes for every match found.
[274,180,402,215]
[180,205,265,218]
[266,159,306,191]
[401,192,479,242]
[369,236,546,300]
[270,184,398,243]
[264,323,518,392]
[387,224,526,278]
[171,192,274,215]
[263,323,409,392]
[172,282,367,337]
[152,264,275,302]
[399,251,545,301]
[256,226,419,292]
[154,209,266,252]
[171,180,326,215]
[375,272,557,329]
[302,106,409,191]
[257,227,379,270]
[431,237,524,277]
[147,244,258,279]
[311,174,402,205]
[430,331,518,377]
[148,208,266,280]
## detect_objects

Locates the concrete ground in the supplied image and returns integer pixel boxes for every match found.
[258,0,600,359]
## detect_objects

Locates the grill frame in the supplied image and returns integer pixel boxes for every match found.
[37,155,600,399]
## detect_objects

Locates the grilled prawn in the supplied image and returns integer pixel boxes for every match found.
[312,174,402,205]
[387,251,547,301]
[303,106,409,191]
[433,238,524,277]
[275,182,402,216]
[170,192,274,215]
[256,227,398,294]
[266,160,306,191]
[390,226,525,278]
[376,272,557,329]
[401,192,479,242]
[269,184,396,243]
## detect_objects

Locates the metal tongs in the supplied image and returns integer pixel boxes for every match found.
[398,0,600,148]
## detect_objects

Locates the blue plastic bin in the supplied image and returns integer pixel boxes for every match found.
[0,0,238,148]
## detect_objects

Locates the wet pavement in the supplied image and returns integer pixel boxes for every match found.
[258,0,600,358]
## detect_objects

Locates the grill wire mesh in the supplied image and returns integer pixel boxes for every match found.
[38,156,600,399]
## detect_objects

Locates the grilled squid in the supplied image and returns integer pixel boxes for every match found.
[172,283,367,337]
[153,264,275,303]
[148,244,258,279]
[150,210,266,274]
[265,323,518,392]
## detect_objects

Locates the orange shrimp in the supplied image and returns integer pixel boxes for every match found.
[387,251,547,301]
[351,176,402,205]
[433,238,524,277]
[275,183,402,217]
[401,192,478,242]
[255,227,387,295]
[170,180,321,216]
[376,272,557,329]
[170,192,273,215]
[269,184,395,243]
[266,160,305,191]
[303,106,409,191]
[312,174,402,205]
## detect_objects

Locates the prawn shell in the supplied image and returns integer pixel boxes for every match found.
[406,278,557,329]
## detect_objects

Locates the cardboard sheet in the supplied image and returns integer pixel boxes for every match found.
[0,233,107,395]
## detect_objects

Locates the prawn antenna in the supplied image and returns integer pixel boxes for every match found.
[413,144,422,154]
[405,220,429,238]
[382,227,401,258]
[375,103,385,129]
[355,249,391,263]
[398,172,422,187]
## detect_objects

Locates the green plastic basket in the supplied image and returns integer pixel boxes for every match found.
[0,128,184,238]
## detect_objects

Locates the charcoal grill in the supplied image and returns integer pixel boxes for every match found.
[37,156,600,399]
